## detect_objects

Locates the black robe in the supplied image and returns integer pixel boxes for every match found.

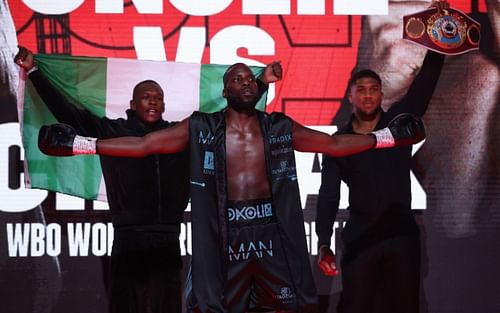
[187,109,318,313]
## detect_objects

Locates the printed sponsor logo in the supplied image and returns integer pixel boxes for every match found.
[271,160,290,175]
[269,133,292,144]
[228,203,273,222]
[273,287,297,304]
[271,160,297,180]
[228,239,273,261]
[203,151,215,175]
[271,147,293,156]
[198,131,214,145]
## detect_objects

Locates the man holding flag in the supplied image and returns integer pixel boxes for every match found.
[15,47,278,313]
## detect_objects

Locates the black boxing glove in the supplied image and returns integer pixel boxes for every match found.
[38,124,97,156]
[372,113,426,148]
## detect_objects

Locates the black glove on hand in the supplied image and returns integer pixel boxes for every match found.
[38,124,97,156]
[372,113,426,148]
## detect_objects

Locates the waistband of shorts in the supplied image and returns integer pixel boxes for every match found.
[227,198,273,209]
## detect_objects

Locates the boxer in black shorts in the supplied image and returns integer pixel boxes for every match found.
[225,199,297,313]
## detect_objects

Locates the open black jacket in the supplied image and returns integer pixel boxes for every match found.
[187,110,318,313]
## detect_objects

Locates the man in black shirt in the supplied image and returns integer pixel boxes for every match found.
[315,27,446,313]
[15,47,190,313]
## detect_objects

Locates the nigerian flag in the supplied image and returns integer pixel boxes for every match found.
[19,54,267,201]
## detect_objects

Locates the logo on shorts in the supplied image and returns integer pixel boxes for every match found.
[228,240,273,262]
[227,203,273,222]
[273,287,297,304]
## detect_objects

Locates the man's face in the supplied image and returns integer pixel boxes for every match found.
[130,82,165,124]
[349,77,383,119]
[223,64,259,111]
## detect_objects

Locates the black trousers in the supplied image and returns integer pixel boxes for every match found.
[109,231,182,313]
[338,235,421,313]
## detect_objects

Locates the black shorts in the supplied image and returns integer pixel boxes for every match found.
[225,199,298,313]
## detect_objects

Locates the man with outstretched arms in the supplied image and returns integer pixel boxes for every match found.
[38,62,425,313]
[15,47,275,313]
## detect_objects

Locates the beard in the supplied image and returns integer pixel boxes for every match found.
[226,94,259,111]
[355,106,382,121]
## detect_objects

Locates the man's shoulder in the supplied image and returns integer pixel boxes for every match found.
[189,110,225,129]
[263,110,291,123]
[97,116,137,137]
[266,110,286,118]
[190,110,224,119]
[106,116,130,127]
[335,122,353,135]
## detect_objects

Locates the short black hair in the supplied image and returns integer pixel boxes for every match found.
[132,80,162,99]
[348,69,382,89]
[222,63,247,86]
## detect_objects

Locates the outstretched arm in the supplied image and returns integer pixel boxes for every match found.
[292,123,375,157]
[292,113,425,156]
[386,0,448,117]
[15,46,109,137]
[39,118,190,157]
[390,51,445,118]
[97,118,189,156]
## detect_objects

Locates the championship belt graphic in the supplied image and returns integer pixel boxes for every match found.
[403,7,481,55]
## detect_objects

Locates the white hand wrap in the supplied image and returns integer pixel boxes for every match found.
[73,135,97,155]
[372,128,395,148]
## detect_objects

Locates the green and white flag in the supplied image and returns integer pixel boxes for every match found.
[19,54,267,201]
